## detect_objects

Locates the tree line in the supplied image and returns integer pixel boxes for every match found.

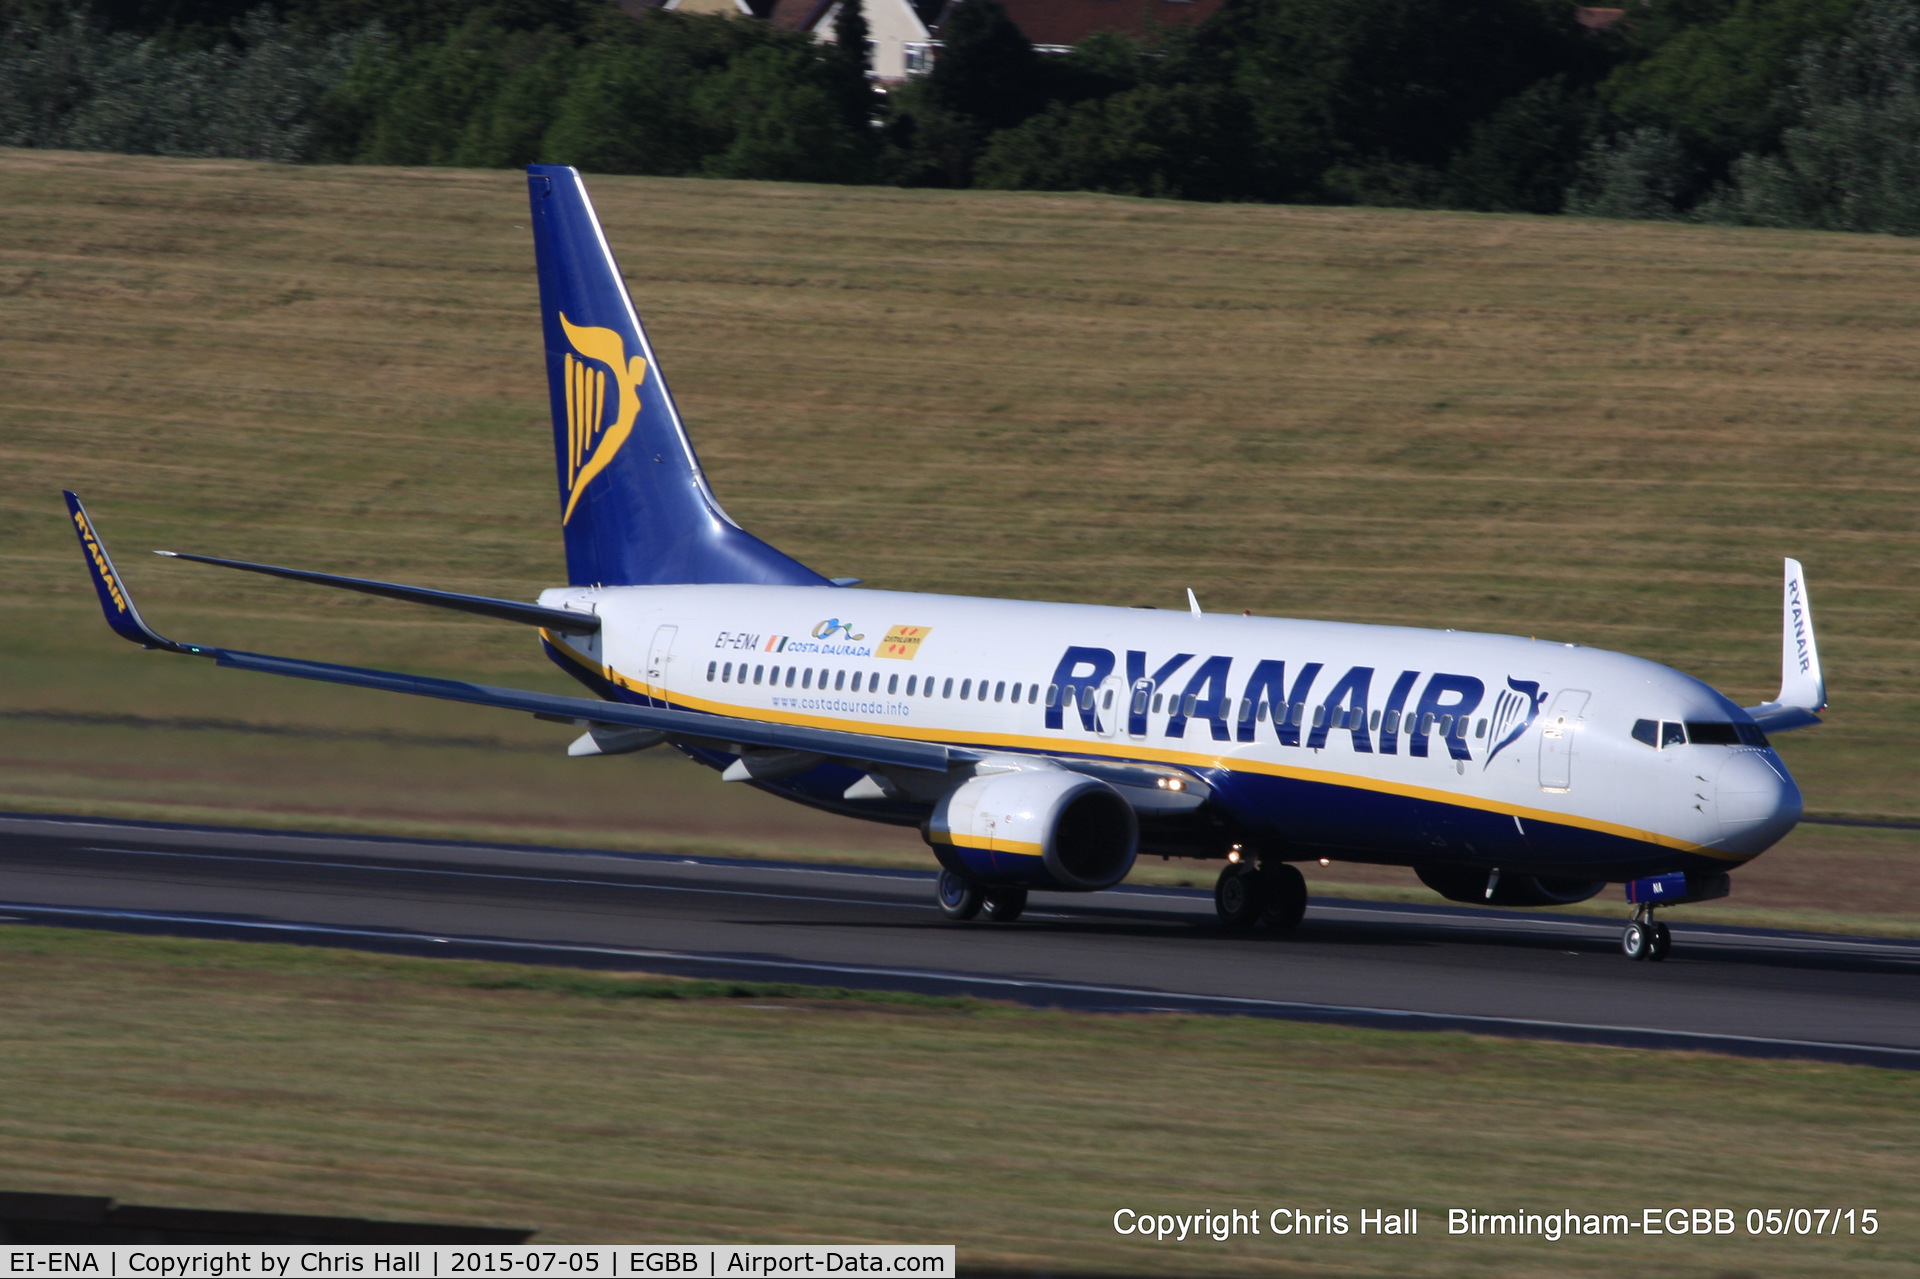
[3,0,1917,234]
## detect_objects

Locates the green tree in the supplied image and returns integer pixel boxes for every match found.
[975,82,1248,200]
[1705,0,1920,232]
[1599,0,1860,167]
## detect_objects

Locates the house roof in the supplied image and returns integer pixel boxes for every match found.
[938,0,1225,48]
[768,0,837,31]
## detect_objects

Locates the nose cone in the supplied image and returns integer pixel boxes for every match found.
[1715,751,1803,856]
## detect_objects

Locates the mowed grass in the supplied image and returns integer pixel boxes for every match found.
[1,924,1915,1277]
[1,148,1917,918]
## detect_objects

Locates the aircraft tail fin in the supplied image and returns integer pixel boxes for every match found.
[1745,557,1826,733]
[525,165,829,589]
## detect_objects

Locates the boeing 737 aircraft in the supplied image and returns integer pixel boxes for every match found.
[67,165,1826,961]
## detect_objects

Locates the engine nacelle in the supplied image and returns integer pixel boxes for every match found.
[926,769,1138,891]
[1416,864,1606,907]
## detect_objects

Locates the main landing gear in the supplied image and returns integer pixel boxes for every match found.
[1214,860,1308,933]
[935,869,1025,923]
[1622,907,1672,962]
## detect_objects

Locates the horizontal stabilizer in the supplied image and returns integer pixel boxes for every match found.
[1743,557,1826,734]
[158,551,600,635]
[213,648,968,774]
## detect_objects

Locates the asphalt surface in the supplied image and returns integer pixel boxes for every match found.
[2,814,1915,1069]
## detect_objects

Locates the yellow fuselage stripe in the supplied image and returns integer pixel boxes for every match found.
[541,633,1735,860]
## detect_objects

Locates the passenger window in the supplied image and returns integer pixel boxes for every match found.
[960,679,972,699]
[996,681,1007,703]
[1011,682,1022,702]
[1082,686,1096,711]
[1291,702,1305,727]
[1258,700,1269,722]
[1183,693,1198,717]
[1312,705,1327,728]
[768,665,779,684]
[1239,698,1253,722]
[889,674,899,695]
[1438,714,1453,737]
[786,667,797,687]
[1662,721,1686,748]
[1474,717,1486,738]
[1102,689,1113,709]
[944,678,954,698]
[706,661,717,682]
[834,670,846,691]
[1371,709,1382,731]
[1131,689,1148,715]
[1152,693,1163,713]
[1384,709,1398,734]
[1418,712,1435,735]
[1045,683,1058,706]
[906,675,917,695]
[1632,718,1657,747]
[722,662,733,683]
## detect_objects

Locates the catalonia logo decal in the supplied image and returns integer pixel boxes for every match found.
[559,312,648,524]
[876,625,931,659]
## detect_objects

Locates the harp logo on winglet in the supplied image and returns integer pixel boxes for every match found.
[559,312,648,525]
[72,509,129,613]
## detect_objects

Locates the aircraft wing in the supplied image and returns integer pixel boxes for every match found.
[63,492,968,776]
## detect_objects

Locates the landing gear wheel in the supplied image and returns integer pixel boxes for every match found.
[982,888,1027,923]
[1259,862,1308,932]
[1622,919,1652,960]
[1648,920,1672,962]
[1215,864,1262,930]
[936,869,984,921]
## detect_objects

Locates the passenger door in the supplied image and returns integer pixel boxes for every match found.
[1538,689,1590,791]
[645,625,678,707]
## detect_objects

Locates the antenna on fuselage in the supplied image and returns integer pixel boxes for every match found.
[1186,588,1202,618]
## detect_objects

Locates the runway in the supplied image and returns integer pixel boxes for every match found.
[2,814,1915,1069]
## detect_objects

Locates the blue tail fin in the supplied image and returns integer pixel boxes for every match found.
[526,165,829,588]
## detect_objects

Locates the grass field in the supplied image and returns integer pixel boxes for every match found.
[2,148,1917,924]
[0,924,1914,1276]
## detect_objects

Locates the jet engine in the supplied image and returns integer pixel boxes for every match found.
[1416,864,1606,907]
[926,769,1138,891]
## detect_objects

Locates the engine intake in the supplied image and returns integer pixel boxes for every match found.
[926,769,1138,891]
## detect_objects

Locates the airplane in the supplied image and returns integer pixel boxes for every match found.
[64,165,1825,962]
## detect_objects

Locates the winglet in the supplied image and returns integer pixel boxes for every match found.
[62,492,207,655]
[1744,557,1825,732]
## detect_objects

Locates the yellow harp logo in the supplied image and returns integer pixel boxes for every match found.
[559,312,649,524]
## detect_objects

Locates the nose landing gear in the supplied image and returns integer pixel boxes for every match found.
[1622,907,1672,961]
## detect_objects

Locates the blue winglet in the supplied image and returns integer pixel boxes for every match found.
[62,491,207,655]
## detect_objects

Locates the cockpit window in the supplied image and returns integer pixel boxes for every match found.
[1686,721,1771,748]
[1661,721,1686,748]
[1632,719,1657,747]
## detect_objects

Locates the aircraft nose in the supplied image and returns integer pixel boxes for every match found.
[1716,751,1803,855]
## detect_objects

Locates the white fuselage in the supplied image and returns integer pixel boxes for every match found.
[537,584,1802,877]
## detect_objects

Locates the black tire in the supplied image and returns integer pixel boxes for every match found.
[937,869,984,921]
[1622,920,1652,960]
[982,888,1027,923]
[1648,920,1672,962]
[1260,862,1308,932]
[1215,864,1262,929]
